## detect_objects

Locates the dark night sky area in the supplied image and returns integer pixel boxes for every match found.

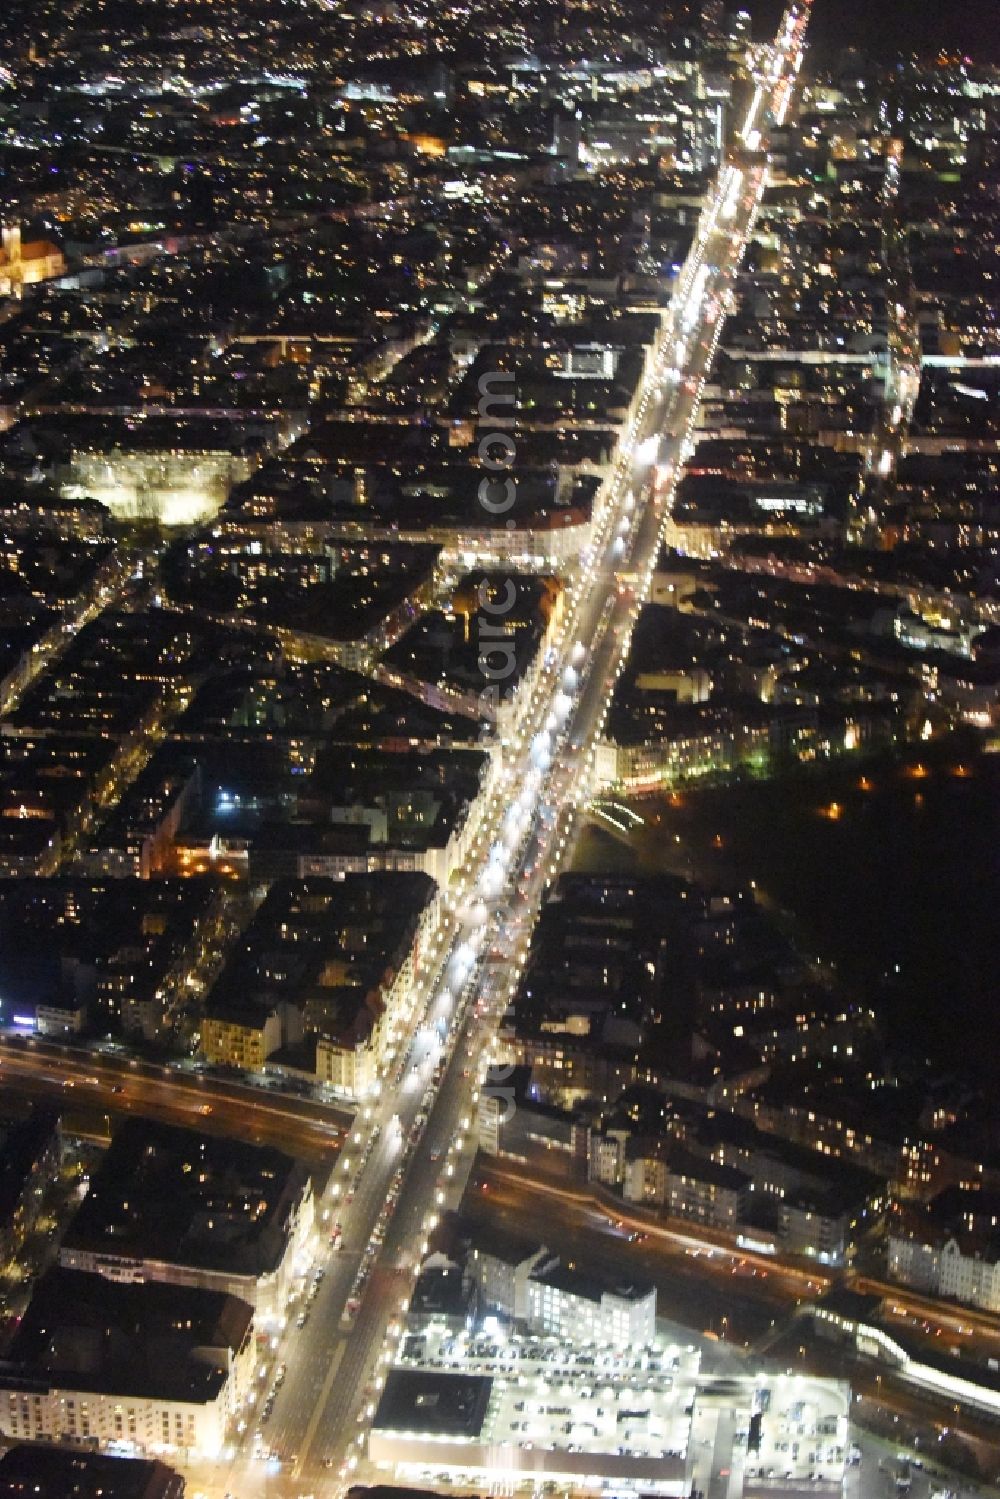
[748,0,1000,64]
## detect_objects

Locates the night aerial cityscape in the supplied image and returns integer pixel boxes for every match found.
[0,0,997,1497]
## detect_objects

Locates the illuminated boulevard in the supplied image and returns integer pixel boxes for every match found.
[3,10,828,1497]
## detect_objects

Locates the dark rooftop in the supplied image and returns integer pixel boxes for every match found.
[0,1445,183,1499]
[0,1267,253,1404]
[60,1117,310,1279]
[373,1369,493,1438]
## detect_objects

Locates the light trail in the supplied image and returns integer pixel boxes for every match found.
[117,8,818,1493]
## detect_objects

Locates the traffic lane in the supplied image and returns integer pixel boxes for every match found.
[708,1408,738,1499]
[0,1054,344,1151]
[880,1297,989,1362]
[303,1000,492,1467]
[263,1232,362,1453]
[312,1263,408,1456]
[266,1235,379,1460]
[273,974,482,1464]
[296,450,706,1460]
[187,957,453,1465]
[313,54,794,1484]
[271,1146,415,1455]
[265,1157,389,1451]
[466,1171,795,1346]
[147,65,791,1499]
[0,1042,350,1135]
[283,124,784,1477]
[303,1195,436,1472]
[0,1058,342,1162]
[479,1158,827,1295]
[856,1273,1000,1359]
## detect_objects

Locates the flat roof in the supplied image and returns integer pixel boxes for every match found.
[374,1370,494,1439]
[60,1116,310,1280]
[530,1262,654,1305]
[459,1214,547,1269]
[379,1324,698,1482]
[1,1267,252,1404]
[0,1444,182,1499]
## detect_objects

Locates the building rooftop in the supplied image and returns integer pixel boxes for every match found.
[0,1445,183,1499]
[60,1117,310,1279]
[0,1267,253,1404]
[374,1369,494,1438]
[667,1144,751,1194]
[458,1214,547,1269]
[529,1261,653,1305]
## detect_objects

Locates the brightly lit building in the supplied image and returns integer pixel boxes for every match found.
[525,1263,657,1348]
[0,1268,255,1460]
[0,225,65,296]
[61,444,257,527]
[371,1326,698,1495]
[371,1315,853,1497]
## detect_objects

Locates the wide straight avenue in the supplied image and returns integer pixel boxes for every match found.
[179,9,813,1496]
